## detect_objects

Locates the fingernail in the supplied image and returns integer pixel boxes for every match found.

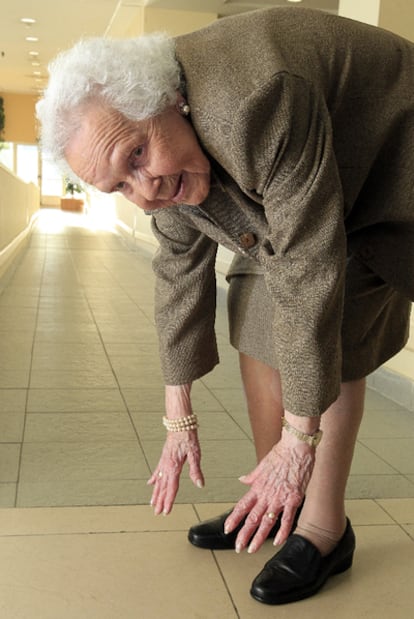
[224,526,230,535]
[247,544,255,554]
[273,535,280,546]
[235,544,242,554]
[196,479,204,488]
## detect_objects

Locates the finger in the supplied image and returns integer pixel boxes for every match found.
[224,492,256,535]
[150,468,170,513]
[238,469,259,485]
[161,476,180,515]
[187,451,204,488]
[150,479,164,514]
[273,504,298,546]
[234,504,269,553]
[148,466,164,493]
[147,471,160,486]
[247,508,283,553]
[239,457,268,485]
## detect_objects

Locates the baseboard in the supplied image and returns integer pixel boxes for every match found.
[367,367,414,412]
[0,212,40,283]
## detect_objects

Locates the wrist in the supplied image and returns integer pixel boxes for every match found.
[281,415,322,448]
[165,383,193,419]
[283,410,320,434]
[163,413,199,433]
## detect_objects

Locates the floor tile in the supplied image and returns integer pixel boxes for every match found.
[0,413,25,442]
[376,498,414,523]
[402,524,414,540]
[0,351,32,371]
[346,474,414,499]
[0,483,16,507]
[359,438,414,474]
[29,369,118,389]
[0,530,237,619]
[0,389,27,412]
[19,441,150,482]
[350,441,399,474]
[16,479,153,508]
[0,504,196,536]
[31,353,112,372]
[0,444,21,482]
[359,406,414,438]
[27,388,127,413]
[122,381,225,413]
[364,389,407,412]
[173,477,248,504]
[344,499,395,525]
[24,413,137,443]
[210,387,249,415]
[0,370,30,388]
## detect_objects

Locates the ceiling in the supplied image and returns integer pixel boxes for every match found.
[0,0,339,94]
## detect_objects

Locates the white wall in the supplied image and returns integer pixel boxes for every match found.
[0,163,40,277]
[338,0,380,24]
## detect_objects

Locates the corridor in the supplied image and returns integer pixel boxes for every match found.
[0,208,413,618]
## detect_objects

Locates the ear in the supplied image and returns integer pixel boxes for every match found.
[176,92,191,117]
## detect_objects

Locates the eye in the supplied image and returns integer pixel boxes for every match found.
[130,145,144,166]
[114,181,127,192]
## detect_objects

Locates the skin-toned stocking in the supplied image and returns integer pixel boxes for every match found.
[295,378,365,555]
[239,353,283,462]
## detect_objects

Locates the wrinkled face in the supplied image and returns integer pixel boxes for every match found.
[65,101,211,211]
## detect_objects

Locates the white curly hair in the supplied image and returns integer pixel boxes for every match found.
[36,33,181,175]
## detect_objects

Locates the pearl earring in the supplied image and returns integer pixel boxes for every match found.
[179,102,191,116]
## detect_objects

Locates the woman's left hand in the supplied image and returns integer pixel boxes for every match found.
[224,433,315,553]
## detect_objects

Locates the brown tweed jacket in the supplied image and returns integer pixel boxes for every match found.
[150,8,414,416]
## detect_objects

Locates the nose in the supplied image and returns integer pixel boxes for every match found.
[128,173,162,205]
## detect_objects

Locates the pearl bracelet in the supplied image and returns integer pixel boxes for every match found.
[281,417,323,447]
[162,413,199,432]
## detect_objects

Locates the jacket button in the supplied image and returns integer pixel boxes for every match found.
[238,232,257,250]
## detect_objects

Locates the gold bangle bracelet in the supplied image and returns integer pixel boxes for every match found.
[281,417,322,447]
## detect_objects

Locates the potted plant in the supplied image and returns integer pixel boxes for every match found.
[60,177,84,212]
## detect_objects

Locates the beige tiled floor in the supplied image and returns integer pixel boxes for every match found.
[0,209,413,617]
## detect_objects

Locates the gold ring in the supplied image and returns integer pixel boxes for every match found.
[267,512,276,520]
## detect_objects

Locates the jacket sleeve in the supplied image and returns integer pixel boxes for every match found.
[231,73,347,416]
[150,208,219,384]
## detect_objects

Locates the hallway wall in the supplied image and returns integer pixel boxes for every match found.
[0,163,40,277]
[1,93,38,144]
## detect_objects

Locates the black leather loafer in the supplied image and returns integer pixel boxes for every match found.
[188,503,303,550]
[250,518,355,605]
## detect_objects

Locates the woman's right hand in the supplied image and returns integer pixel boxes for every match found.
[147,383,204,515]
[148,429,204,515]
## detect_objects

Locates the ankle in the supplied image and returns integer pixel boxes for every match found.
[294,521,346,557]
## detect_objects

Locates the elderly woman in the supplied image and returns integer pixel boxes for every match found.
[37,7,413,605]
